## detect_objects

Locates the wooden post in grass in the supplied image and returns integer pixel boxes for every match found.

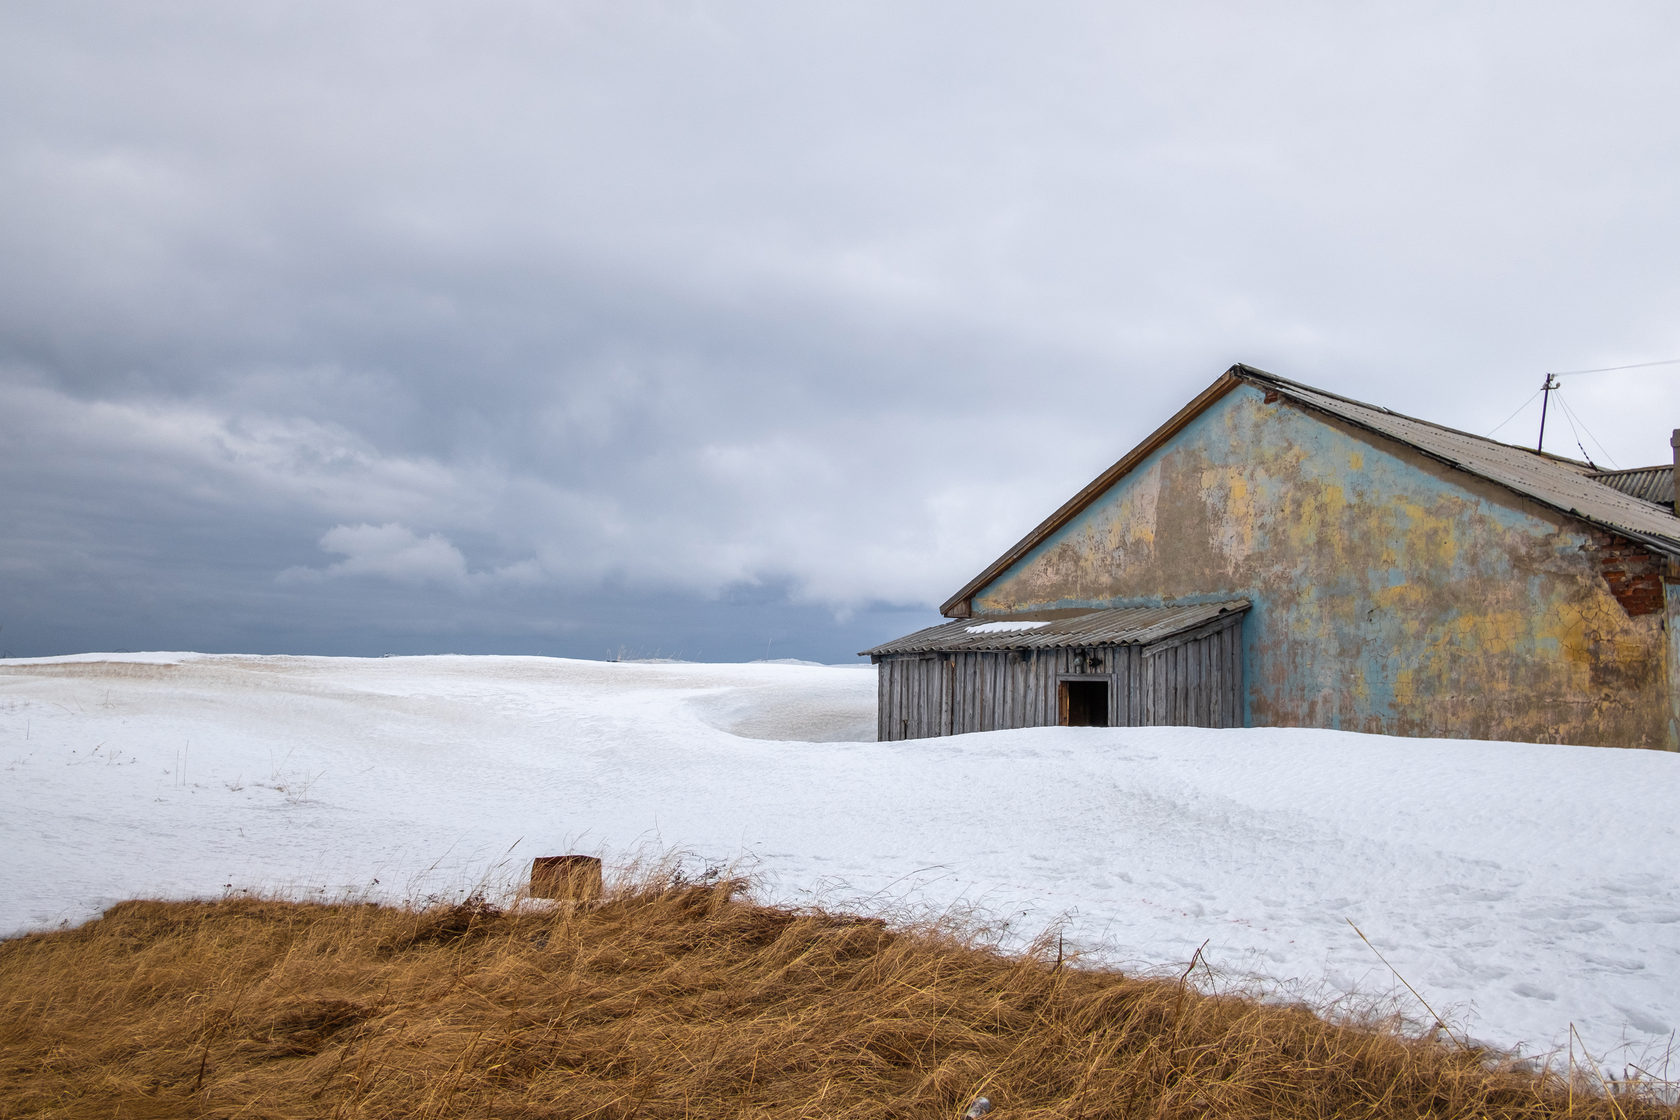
[529,855,603,902]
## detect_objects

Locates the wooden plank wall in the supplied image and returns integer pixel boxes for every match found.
[1140,617,1245,729]
[876,617,1244,741]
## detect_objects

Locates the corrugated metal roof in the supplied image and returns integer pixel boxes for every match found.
[1243,368,1680,557]
[1588,465,1676,509]
[864,600,1249,656]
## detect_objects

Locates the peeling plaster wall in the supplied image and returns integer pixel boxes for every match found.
[972,384,1675,748]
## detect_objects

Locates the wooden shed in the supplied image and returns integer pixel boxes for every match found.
[864,600,1248,741]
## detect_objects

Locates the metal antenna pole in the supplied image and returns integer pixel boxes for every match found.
[1536,373,1558,453]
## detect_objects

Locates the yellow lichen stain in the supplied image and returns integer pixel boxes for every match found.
[1205,469,1256,570]
[1393,665,1416,708]
[1319,484,1349,564]
[1272,480,1353,568]
[1124,460,1163,547]
[1390,496,1426,524]
[1349,451,1364,471]
[1387,497,1461,573]
[1390,605,1534,724]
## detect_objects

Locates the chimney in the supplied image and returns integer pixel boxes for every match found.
[1672,428,1679,515]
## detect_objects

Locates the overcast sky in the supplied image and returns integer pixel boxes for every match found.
[3,2,1678,661]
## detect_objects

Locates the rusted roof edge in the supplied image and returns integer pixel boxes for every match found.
[938,368,1244,617]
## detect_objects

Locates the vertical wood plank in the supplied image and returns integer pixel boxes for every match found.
[1203,636,1213,729]
[1154,651,1167,726]
[895,658,905,740]
[1014,653,1028,728]
[982,653,992,731]
[909,657,919,738]
[930,656,940,737]
[881,659,893,741]
[928,656,938,738]
[887,659,898,741]
[1237,623,1245,726]
[941,657,953,737]
[1232,624,1243,727]
[960,654,971,734]
[909,657,918,738]
[914,657,926,739]
[1225,627,1235,727]
[1208,633,1220,728]
[997,654,1007,730]
[920,655,931,738]
[1224,627,1235,727]
[1227,626,1238,727]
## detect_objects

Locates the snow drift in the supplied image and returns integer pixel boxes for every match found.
[2,652,1676,1068]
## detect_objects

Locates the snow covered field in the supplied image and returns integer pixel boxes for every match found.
[3,653,1678,1070]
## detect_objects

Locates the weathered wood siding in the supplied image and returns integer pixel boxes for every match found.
[876,615,1243,741]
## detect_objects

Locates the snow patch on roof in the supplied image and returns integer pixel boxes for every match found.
[964,620,1052,634]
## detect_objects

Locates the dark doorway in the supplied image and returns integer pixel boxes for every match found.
[1059,679,1109,727]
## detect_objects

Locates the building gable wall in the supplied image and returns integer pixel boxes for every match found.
[971,383,1673,748]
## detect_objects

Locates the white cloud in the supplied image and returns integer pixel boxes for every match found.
[279,523,544,592]
[310,523,468,587]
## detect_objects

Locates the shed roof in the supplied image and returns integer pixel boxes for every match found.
[1589,465,1676,509]
[940,365,1680,616]
[865,599,1249,657]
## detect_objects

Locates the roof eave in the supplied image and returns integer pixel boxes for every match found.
[867,600,1252,657]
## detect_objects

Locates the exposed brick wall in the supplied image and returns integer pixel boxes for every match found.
[1590,531,1667,617]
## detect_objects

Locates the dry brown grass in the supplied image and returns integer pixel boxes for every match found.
[0,877,1668,1119]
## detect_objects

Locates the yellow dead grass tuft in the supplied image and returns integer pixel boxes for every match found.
[0,878,1668,1119]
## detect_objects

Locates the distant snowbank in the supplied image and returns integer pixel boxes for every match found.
[3,652,1678,1069]
[0,650,209,665]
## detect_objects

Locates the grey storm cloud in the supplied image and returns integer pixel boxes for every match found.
[2,2,1678,659]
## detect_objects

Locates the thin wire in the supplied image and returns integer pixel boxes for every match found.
[1554,391,1619,470]
[1553,392,1597,468]
[1548,357,1680,376]
[1485,387,1544,439]
[1554,392,1609,467]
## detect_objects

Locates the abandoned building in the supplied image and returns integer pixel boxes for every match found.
[865,364,1680,748]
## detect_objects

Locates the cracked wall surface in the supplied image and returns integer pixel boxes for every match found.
[972,383,1674,748]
